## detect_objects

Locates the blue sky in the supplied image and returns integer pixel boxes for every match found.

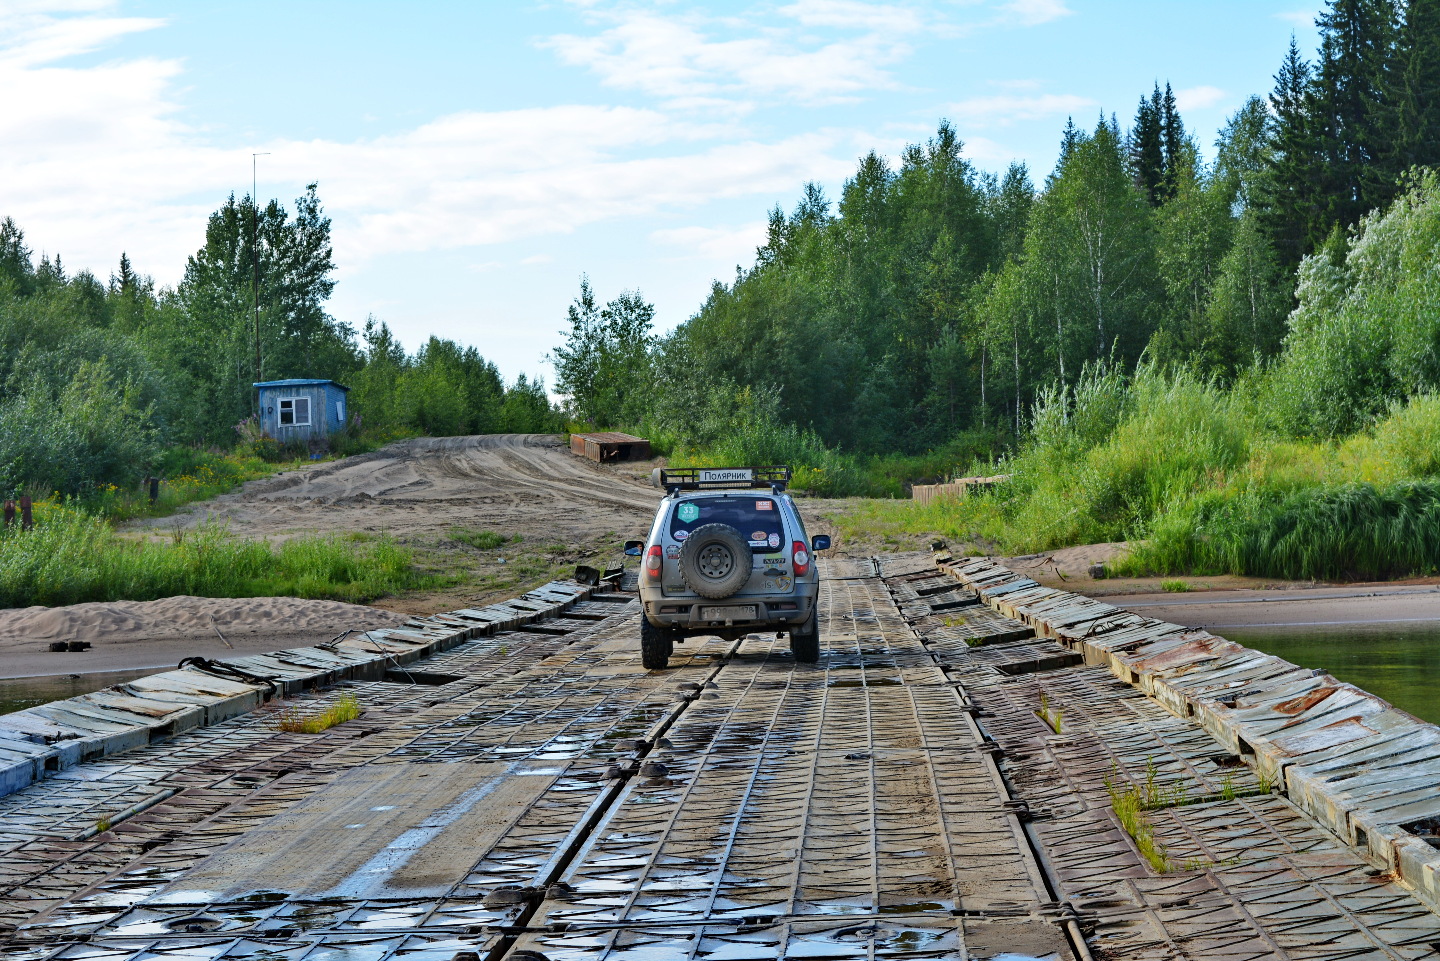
[1,0,1321,385]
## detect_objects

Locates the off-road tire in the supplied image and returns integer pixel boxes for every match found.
[641,615,671,670]
[790,609,820,663]
[679,523,752,600]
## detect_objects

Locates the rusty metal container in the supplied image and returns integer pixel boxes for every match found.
[570,432,651,463]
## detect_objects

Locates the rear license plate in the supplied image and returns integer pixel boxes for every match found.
[701,605,757,620]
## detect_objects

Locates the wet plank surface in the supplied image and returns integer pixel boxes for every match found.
[0,555,1436,960]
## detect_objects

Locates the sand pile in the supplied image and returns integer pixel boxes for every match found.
[1,595,410,678]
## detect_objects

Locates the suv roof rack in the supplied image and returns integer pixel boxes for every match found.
[657,466,791,493]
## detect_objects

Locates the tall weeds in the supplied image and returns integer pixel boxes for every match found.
[0,507,424,607]
[1125,480,1440,579]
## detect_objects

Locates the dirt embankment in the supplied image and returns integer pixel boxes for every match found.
[132,433,662,545]
[3,435,665,681]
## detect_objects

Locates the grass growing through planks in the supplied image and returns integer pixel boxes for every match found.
[1105,759,1195,873]
[0,505,435,606]
[275,693,362,733]
[1106,757,1281,874]
[1036,692,1065,733]
[1106,771,1172,873]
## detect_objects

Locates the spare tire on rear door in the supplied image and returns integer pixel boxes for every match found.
[679,523,752,599]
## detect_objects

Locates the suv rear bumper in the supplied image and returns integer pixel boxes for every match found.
[643,596,814,632]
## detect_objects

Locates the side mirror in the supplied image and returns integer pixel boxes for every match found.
[623,540,645,557]
[811,534,831,552]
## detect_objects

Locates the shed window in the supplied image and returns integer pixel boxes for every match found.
[278,397,311,427]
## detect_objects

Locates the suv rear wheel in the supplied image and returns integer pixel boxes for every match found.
[640,615,672,669]
[790,609,819,663]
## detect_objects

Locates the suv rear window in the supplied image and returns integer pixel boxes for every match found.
[670,497,784,550]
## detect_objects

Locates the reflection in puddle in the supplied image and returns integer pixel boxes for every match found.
[0,668,154,715]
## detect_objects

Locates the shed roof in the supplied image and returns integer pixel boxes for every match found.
[253,379,349,391]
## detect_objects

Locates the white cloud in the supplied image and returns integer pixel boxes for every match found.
[954,135,1021,167]
[1273,10,1316,27]
[542,4,917,108]
[779,0,927,32]
[987,78,1043,91]
[0,6,859,291]
[948,92,1095,127]
[651,222,769,262]
[997,0,1072,26]
[1176,85,1226,112]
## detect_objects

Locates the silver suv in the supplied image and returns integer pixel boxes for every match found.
[625,467,831,669]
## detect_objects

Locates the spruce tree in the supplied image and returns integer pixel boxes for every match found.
[0,217,34,295]
[1054,117,1081,182]
[1130,86,1165,205]
[1160,82,1186,200]
[1389,0,1440,172]
[1260,37,1320,268]
[111,253,136,295]
[1311,0,1397,230]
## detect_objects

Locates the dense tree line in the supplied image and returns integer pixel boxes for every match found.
[554,0,1440,461]
[0,187,556,495]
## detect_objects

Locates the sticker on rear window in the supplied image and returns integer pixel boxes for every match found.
[751,530,767,540]
[767,532,780,548]
[677,503,700,523]
[675,530,689,540]
[755,500,773,510]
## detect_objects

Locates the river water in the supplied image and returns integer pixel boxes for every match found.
[0,669,154,716]
[1223,623,1440,725]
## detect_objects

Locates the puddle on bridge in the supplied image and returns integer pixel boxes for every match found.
[1223,621,1440,724]
[0,669,154,715]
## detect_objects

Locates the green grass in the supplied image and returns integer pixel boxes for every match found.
[1036,692,1065,733]
[83,447,291,521]
[449,527,521,551]
[828,375,1440,582]
[0,505,435,607]
[1160,579,1191,593]
[1121,481,1440,580]
[1105,768,1174,873]
[275,692,362,733]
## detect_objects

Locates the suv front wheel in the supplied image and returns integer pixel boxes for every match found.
[640,615,673,669]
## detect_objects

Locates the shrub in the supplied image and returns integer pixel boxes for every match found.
[0,360,159,497]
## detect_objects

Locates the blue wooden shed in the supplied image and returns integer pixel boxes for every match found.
[254,379,349,442]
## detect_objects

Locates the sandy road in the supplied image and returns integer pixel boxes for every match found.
[135,434,663,546]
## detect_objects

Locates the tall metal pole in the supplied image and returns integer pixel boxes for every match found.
[251,152,270,396]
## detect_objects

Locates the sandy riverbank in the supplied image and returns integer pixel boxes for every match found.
[1112,584,1440,631]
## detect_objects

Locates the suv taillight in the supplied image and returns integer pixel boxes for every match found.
[645,544,663,578]
[792,541,810,577]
